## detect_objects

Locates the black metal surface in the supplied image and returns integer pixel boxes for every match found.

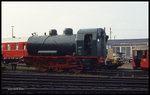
[27,34,76,56]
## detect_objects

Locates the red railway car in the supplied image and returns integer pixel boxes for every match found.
[132,46,149,70]
[1,37,28,64]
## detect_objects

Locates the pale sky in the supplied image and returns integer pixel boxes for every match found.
[2,1,149,39]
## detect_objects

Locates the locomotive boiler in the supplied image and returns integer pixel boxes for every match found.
[27,28,76,56]
[24,28,109,73]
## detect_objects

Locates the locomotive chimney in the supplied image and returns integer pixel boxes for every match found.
[63,28,73,35]
[49,29,57,36]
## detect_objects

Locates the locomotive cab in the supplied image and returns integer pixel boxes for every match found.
[75,28,108,70]
[76,28,108,58]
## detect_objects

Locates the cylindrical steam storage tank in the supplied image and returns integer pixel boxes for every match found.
[27,28,76,56]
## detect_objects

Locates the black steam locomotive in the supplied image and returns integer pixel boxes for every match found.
[23,28,108,73]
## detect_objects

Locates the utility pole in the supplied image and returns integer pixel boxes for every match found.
[11,26,14,38]
[110,28,112,40]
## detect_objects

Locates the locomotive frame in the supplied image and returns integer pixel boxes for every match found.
[23,28,108,73]
[23,55,104,73]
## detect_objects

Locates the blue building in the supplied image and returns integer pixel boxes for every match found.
[107,38,149,59]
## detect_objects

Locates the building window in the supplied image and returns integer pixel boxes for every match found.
[23,44,26,50]
[126,47,130,57]
[112,47,120,57]
[121,47,125,54]
[7,44,10,50]
[15,44,19,50]
[116,47,120,53]
[121,47,126,57]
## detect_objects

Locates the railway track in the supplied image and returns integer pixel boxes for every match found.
[88,69,149,77]
[3,68,149,78]
[2,88,148,94]
[1,70,149,94]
